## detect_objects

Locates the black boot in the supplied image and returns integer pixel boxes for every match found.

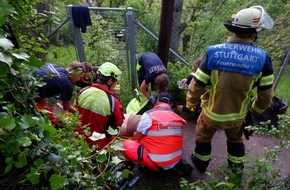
[191,154,209,173]
[175,159,193,176]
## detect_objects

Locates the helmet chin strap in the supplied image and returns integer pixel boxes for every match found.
[106,78,115,90]
[253,31,258,42]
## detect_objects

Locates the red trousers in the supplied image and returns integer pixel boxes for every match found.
[36,98,57,125]
[122,140,159,171]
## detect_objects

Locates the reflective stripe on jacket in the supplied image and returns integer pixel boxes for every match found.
[186,36,274,128]
[143,104,187,169]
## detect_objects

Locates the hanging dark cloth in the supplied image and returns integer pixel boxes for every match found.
[71,6,92,33]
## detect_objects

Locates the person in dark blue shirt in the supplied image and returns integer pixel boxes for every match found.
[36,61,92,124]
[137,52,169,106]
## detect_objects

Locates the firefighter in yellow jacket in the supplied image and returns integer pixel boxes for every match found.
[185,5,274,173]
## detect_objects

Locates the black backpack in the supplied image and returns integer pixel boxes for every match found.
[254,96,288,129]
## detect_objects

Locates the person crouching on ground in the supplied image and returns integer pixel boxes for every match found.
[35,61,92,125]
[136,52,169,112]
[121,92,193,175]
[77,62,124,150]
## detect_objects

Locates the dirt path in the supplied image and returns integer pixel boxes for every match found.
[183,123,290,180]
[129,123,290,189]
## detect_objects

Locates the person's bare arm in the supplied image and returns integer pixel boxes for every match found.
[140,81,151,100]
[62,100,78,113]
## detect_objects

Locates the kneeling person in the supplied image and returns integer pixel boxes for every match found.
[121,92,192,174]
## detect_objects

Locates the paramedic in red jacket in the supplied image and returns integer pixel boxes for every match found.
[121,92,192,174]
[77,62,124,150]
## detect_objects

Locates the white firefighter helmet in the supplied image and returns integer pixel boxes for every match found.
[224,5,274,33]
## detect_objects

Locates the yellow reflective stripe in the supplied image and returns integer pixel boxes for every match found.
[228,154,244,164]
[136,61,141,71]
[194,153,211,162]
[195,69,210,84]
[204,108,247,122]
[208,70,218,111]
[259,74,274,86]
[186,100,196,109]
[251,104,264,114]
[240,79,255,112]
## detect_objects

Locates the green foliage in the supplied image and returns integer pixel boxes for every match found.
[46,45,77,66]
[1,0,290,189]
[167,61,191,105]
[0,2,129,189]
[5,0,52,57]
[126,0,161,55]
[182,0,290,67]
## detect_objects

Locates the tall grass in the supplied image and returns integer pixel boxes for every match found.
[46,45,77,66]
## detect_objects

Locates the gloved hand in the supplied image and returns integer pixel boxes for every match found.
[243,111,257,140]
[243,125,253,140]
[149,96,156,105]
[180,104,201,120]
[251,112,261,126]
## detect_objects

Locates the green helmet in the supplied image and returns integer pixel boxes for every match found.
[97,62,122,80]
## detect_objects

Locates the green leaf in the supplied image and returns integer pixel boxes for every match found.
[49,174,69,190]
[28,55,43,68]
[26,168,40,185]
[29,132,41,142]
[110,140,125,151]
[17,136,32,147]
[0,52,12,66]
[43,124,57,135]
[0,38,14,50]
[14,152,27,168]
[4,162,12,174]
[0,117,16,130]
[12,52,29,61]
[111,156,122,165]
[48,153,62,165]
[19,114,37,129]
[33,158,44,168]
[95,152,107,163]
[107,126,118,136]
[0,64,8,77]
[0,2,16,17]
[88,131,106,141]
[4,157,13,174]
[2,104,16,117]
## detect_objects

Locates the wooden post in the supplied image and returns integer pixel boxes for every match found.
[157,0,175,68]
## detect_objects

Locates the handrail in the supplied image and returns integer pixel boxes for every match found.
[273,49,290,91]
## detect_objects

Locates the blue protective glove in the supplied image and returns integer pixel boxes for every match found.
[149,96,156,105]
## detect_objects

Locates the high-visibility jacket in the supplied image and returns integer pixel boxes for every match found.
[77,83,124,149]
[143,104,187,169]
[186,36,274,129]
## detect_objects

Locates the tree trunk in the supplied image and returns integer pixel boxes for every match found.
[36,1,50,62]
[169,0,186,62]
